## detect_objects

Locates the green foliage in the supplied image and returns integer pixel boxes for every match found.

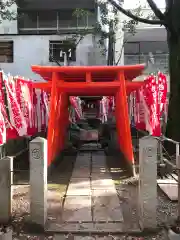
[0,0,16,21]
[71,8,93,46]
[72,1,148,63]
[72,8,92,19]
[95,1,143,61]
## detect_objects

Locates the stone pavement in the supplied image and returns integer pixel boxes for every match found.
[62,151,123,223]
[47,151,124,232]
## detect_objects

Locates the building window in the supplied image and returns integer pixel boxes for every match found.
[18,10,37,29]
[18,9,96,34]
[0,41,13,63]
[124,41,169,73]
[38,10,57,29]
[58,10,75,28]
[49,40,76,62]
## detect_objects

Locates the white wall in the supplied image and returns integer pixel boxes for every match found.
[124,0,166,9]
[0,34,105,80]
[115,12,124,65]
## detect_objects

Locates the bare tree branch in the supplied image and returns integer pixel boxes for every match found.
[107,0,165,25]
[49,54,62,66]
[146,0,165,20]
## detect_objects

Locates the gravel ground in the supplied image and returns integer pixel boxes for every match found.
[11,232,169,240]
[11,183,175,239]
[105,148,178,240]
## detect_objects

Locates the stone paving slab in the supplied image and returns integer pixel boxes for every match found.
[74,159,90,166]
[54,235,96,240]
[91,168,108,174]
[74,161,91,166]
[92,155,106,162]
[92,157,106,163]
[92,188,117,196]
[54,236,140,240]
[54,236,135,240]
[93,222,123,231]
[91,179,116,190]
[92,161,106,168]
[74,158,91,170]
[92,190,123,222]
[47,191,63,217]
[54,236,122,240]
[73,237,95,240]
[71,167,90,172]
[91,164,108,173]
[74,164,90,169]
[71,169,91,178]
[47,222,126,233]
[158,182,178,201]
[66,188,91,196]
[69,178,90,184]
[91,172,111,180]
[67,178,91,196]
[62,196,92,222]
[91,166,109,173]
[91,153,108,174]
[77,153,91,159]
[49,150,125,232]
[48,222,94,232]
[75,159,90,165]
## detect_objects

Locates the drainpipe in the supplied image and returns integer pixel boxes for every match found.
[63,52,68,66]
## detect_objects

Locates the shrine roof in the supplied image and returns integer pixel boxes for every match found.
[31,64,145,82]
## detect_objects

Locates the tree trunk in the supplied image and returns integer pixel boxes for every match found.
[107,21,115,65]
[165,30,180,153]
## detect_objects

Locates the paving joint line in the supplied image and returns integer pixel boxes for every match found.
[90,151,94,223]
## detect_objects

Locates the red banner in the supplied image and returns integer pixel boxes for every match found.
[133,73,167,136]
[0,72,51,143]
[70,96,82,120]
[0,72,8,144]
[15,78,36,136]
[4,74,27,137]
[134,89,147,131]
[158,72,167,115]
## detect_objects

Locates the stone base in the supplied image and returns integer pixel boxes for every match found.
[0,229,12,240]
[168,229,180,240]
[139,222,159,233]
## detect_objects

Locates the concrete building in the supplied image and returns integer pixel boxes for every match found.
[0,0,107,80]
[122,2,168,75]
[0,0,168,80]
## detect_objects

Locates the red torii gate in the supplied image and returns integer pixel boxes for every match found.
[31,64,145,173]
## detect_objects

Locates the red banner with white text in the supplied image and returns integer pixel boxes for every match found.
[0,72,51,144]
[132,72,168,136]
